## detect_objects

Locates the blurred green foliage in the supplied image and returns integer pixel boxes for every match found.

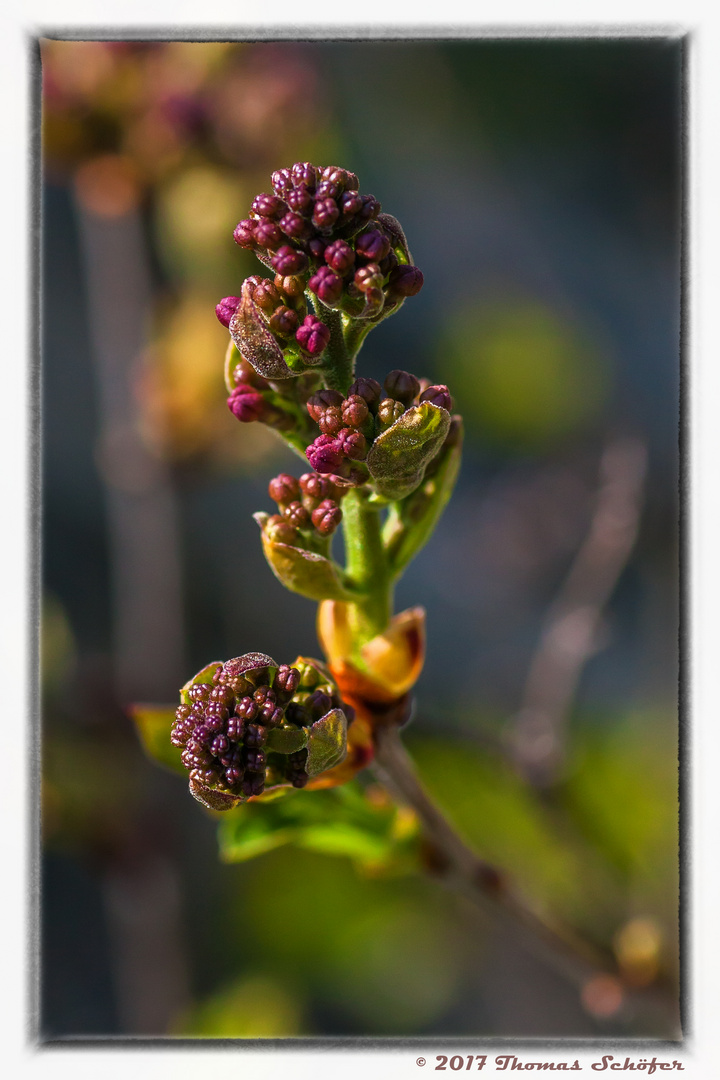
[440,300,610,450]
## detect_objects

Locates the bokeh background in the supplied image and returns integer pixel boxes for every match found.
[40,38,681,1040]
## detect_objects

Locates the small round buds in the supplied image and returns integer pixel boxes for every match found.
[233,219,256,248]
[251,279,282,313]
[296,315,331,357]
[252,193,286,218]
[338,428,368,461]
[341,395,370,429]
[265,514,300,546]
[308,266,344,306]
[271,245,308,276]
[355,229,391,263]
[307,389,344,422]
[311,499,343,536]
[312,197,340,231]
[274,664,301,700]
[268,306,300,337]
[376,398,406,429]
[387,264,424,298]
[268,473,301,506]
[348,377,383,410]
[317,406,343,436]
[384,370,421,406]
[419,384,453,411]
[215,296,241,328]
[227,385,267,423]
[324,239,355,273]
[282,501,311,528]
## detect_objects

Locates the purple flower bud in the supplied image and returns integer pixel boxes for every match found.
[286,185,314,215]
[268,305,300,337]
[315,179,343,201]
[306,389,344,421]
[307,237,327,262]
[321,166,351,188]
[308,265,344,306]
[268,473,301,506]
[387,264,424,298]
[271,245,308,275]
[339,191,363,219]
[348,377,383,409]
[280,211,312,240]
[299,471,343,507]
[419,384,453,411]
[378,250,399,276]
[306,434,344,474]
[324,239,355,273]
[252,193,286,218]
[254,218,284,250]
[296,315,331,357]
[283,500,311,528]
[307,689,334,718]
[354,263,384,293]
[215,296,241,328]
[384,369,421,406]
[317,406,343,436]
[272,168,293,196]
[243,722,268,748]
[274,664,301,699]
[313,197,339,231]
[291,161,317,189]
[356,229,391,263]
[358,194,381,222]
[227,384,266,423]
[311,499,343,536]
[233,219,257,248]
[338,427,368,461]
[341,394,370,428]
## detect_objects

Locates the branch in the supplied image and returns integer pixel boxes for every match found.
[507,436,648,788]
[371,724,678,1030]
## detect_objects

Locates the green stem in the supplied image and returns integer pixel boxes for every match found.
[341,486,393,650]
[315,304,354,394]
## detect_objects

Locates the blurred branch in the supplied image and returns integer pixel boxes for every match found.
[507,436,648,788]
[372,723,678,1031]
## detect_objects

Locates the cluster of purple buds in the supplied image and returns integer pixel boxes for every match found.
[304,371,453,481]
[229,162,423,325]
[171,656,353,800]
[266,470,346,543]
[223,355,318,434]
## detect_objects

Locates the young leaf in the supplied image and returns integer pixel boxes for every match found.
[229,281,296,380]
[306,708,348,777]
[383,425,463,579]
[128,704,185,776]
[255,513,355,602]
[366,402,450,501]
[266,726,309,754]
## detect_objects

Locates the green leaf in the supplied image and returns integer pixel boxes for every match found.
[306,708,348,777]
[217,780,421,871]
[366,402,450,501]
[255,513,355,601]
[179,661,223,706]
[129,704,185,776]
[383,423,463,579]
[266,726,309,754]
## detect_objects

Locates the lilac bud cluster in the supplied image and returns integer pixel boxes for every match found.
[266,470,346,542]
[171,657,351,799]
[303,372,454,481]
[228,162,424,329]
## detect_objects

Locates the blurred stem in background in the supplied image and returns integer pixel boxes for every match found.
[508,436,648,788]
[73,155,191,1033]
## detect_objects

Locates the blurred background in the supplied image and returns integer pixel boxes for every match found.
[40,38,681,1040]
